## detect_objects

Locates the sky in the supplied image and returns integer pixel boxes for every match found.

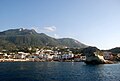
[0,0,120,50]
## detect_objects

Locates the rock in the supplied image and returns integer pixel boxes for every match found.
[85,55,105,64]
[104,60,114,64]
[83,47,114,64]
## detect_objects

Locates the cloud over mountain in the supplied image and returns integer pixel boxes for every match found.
[44,26,56,32]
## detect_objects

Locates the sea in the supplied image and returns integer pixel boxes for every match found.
[0,62,120,81]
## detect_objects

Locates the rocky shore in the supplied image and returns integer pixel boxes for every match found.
[83,47,116,65]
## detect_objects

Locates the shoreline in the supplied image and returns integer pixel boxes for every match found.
[0,59,30,62]
[0,59,119,64]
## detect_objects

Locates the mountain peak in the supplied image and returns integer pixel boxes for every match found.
[0,28,88,48]
[18,28,24,31]
[18,28,37,34]
[58,38,87,48]
[0,28,37,36]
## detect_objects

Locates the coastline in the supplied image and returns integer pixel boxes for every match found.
[0,59,118,64]
[0,59,29,62]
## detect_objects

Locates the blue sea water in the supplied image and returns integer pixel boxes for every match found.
[0,62,120,81]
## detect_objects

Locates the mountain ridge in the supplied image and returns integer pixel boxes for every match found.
[0,28,88,50]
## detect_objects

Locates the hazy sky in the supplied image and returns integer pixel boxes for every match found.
[0,0,120,50]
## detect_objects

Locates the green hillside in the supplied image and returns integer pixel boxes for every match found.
[0,28,87,50]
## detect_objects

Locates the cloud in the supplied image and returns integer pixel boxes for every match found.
[31,26,43,33]
[44,26,56,32]
[27,26,57,33]
[31,27,39,32]
[54,34,60,38]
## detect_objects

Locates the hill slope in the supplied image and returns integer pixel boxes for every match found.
[0,28,88,49]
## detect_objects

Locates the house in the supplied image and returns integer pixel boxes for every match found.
[26,54,41,61]
[74,54,81,62]
[0,52,4,59]
[38,50,54,61]
[62,53,74,60]
[53,54,61,61]
[47,54,54,61]
[80,56,86,61]
[14,52,30,59]
[53,51,61,61]
[0,52,3,55]
[26,55,36,61]
[35,49,42,55]
[74,54,86,62]
[3,53,8,59]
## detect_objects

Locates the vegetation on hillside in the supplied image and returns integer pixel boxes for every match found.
[0,28,87,51]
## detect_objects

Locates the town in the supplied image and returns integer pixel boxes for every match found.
[0,46,120,63]
[0,46,86,62]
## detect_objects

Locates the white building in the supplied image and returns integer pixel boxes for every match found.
[38,50,54,61]
[62,53,74,59]
[14,52,30,59]
[74,54,86,62]
[80,56,86,61]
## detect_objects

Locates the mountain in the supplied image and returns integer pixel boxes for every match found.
[58,38,87,48]
[0,28,87,50]
[107,47,120,54]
